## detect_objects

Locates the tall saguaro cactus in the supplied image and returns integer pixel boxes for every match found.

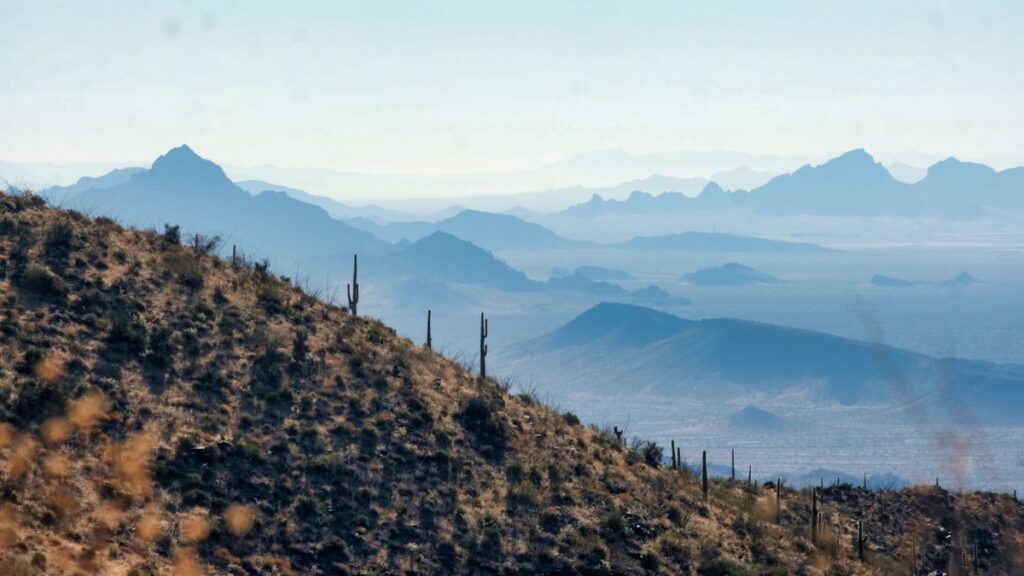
[811,488,819,542]
[425,310,432,350]
[347,254,360,317]
[702,450,708,499]
[479,312,489,381]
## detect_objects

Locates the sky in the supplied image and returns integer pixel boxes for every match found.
[2,0,1023,176]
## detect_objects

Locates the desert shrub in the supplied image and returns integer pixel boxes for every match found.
[295,496,319,520]
[188,233,221,257]
[161,223,181,246]
[18,265,68,299]
[256,282,285,314]
[700,557,756,576]
[146,325,174,367]
[109,310,148,354]
[476,517,503,559]
[43,219,75,261]
[562,411,581,426]
[458,392,508,458]
[12,379,68,424]
[163,250,204,291]
[507,480,541,508]
[601,510,627,541]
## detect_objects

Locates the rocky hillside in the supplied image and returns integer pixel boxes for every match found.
[0,191,1022,575]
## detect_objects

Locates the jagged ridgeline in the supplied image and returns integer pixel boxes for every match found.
[1,192,1023,575]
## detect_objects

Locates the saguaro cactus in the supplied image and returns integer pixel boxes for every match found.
[731,449,735,481]
[425,310,432,350]
[857,520,865,561]
[671,440,677,470]
[702,450,708,499]
[347,254,360,317]
[479,312,488,381]
[775,478,782,524]
[613,426,624,445]
[811,488,819,542]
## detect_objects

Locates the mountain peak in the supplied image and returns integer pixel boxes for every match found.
[139,144,240,195]
[150,144,222,174]
[829,148,876,166]
[700,181,725,196]
[538,302,693,349]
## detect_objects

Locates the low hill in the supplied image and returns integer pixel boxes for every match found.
[869,272,980,288]
[683,262,782,286]
[395,231,539,291]
[726,406,794,432]
[617,231,830,253]
[514,303,1024,415]
[1,194,1022,574]
[574,265,634,281]
[351,209,583,251]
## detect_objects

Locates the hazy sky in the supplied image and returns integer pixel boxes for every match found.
[3,0,1022,174]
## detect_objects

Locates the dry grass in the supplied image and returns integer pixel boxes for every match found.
[0,194,1020,575]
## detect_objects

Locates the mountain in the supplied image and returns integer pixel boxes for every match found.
[683,262,782,286]
[630,285,693,306]
[395,231,538,291]
[4,195,1023,575]
[545,271,628,296]
[514,303,1024,417]
[40,167,144,204]
[560,183,748,216]
[726,406,795,432]
[708,166,776,190]
[869,274,917,288]
[912,157,1024,213]
[749,149,915,216]
[747,150,1024,217]
[553,150,1024,218]
[573,265,634,281]
[351,209,584,251]
[869,271,980,288]
[617,231,830,253]
[886,162,927,184]
[526,302,695,349]
[56,145,390,264]
[236,179,414,222]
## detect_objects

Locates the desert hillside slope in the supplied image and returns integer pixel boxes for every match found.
[0,191,1022,575]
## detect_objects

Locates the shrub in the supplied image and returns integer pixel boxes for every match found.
[43,220,75,261]
[476,517,503,559]
[18,265,68,299]
[458,392,508,457]
[109,310,148,354]
[699,558,756,576]
[162,223,181,245]
[601,510,627,541]
[163,250,204,291]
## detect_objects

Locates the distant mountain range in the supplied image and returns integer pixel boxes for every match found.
[512,302,1024,421]
[566,265,634,281]
[616,232,829,253]
[394,233,693,304]
[683,263,782,286]
[869,272,979,288]
[236,179,414,223]
[560,149,1024,218]
[351,209,586,251]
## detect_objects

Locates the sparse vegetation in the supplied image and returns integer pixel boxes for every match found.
[0,196,1021,575]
